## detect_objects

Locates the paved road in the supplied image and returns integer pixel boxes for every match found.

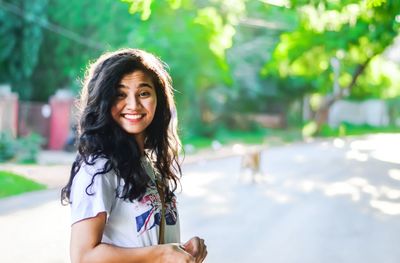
[1,134,400,263]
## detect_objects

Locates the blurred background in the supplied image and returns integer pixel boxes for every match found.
[0,0,400,262]
[0,0,399,154]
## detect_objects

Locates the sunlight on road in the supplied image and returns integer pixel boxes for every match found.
[336,135,400,164]
[324,181,362,201]
[325,134,400,215]
[349,134,400,164]
[370,200,400,215]
[389,169,400,181]
[182,171,223,198]
[299,180,316,192]
[346,150,369,162]
[263,189,292,203]
[303,175,400,215]
[181,170,232,216]
[333,138,346,148]
[372,150,400,164]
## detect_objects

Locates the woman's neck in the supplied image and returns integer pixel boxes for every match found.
[134,133,145,156]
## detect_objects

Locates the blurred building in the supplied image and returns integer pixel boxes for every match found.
[0,86,76,151]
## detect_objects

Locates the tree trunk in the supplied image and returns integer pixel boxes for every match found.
[314,55,375,134]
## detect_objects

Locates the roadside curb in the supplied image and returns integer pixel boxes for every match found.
[0,188,60,215]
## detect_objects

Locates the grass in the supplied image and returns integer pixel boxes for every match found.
[216,129,268,145]
[0,170,46,198]
[182,129,267,150]
[319,123,400,137]
[182,122,400,152]
[182,127,303,151]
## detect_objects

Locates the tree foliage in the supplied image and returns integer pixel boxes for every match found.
[226,1,298,114]
[31,0,135,101]
[261,0,400,133]
[263,0,400,100]
[0,0,48,100]
[122,0,242,136]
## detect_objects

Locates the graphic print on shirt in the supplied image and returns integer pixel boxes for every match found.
[135,185,178,236]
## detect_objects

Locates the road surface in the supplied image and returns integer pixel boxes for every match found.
[0,134,399,263]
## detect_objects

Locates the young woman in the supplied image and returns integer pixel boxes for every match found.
[61,49,207,263]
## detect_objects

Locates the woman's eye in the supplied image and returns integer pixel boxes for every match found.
[139,91,151,97]
[116,92,126,99]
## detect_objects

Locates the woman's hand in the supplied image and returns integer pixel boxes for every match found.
[182,236,208,263]
[159,243,196,263]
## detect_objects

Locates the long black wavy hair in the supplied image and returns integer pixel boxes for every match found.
[61,48,182,204]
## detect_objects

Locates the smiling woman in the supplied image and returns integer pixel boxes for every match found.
[60,49,207,263]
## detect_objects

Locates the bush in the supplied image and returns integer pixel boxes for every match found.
[0,132,18,162]
[0,132,45,163]
[15,133,45,163]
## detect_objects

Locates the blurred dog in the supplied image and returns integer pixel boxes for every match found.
[240,148,262,183]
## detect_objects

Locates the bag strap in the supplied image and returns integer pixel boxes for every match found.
[156,180,166,244]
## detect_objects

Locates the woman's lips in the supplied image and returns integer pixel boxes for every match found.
[122,113,145,120]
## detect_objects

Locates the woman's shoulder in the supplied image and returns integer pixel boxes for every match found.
[82,155,110,170]
[70,155,118,196]
[75,155,116,182]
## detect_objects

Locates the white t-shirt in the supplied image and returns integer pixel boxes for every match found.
[70,156,180,247]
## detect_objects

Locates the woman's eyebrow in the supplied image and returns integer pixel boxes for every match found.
[138,82,154,89]
[117,82,154,89]
[117,83,128,89]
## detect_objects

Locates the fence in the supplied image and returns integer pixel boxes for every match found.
[0,85,75,150]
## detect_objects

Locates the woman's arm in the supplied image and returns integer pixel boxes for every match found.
[70,212,196,263]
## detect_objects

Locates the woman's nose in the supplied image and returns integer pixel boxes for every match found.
[126,94,140,109]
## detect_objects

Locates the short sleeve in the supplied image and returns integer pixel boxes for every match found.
[70,158,117,225]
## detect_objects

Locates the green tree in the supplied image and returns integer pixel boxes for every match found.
[13,0,246,137]
[225,1,298,126]
[263,0,400,132]
[31,0,135,101]
[122,0,242,136]
[0,0,48,100]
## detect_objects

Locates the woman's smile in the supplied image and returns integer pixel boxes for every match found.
[121,113,146,121]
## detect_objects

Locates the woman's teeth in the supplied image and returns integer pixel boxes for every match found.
[123,114,143,120]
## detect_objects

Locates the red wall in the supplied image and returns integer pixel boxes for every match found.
[48,97,74,150]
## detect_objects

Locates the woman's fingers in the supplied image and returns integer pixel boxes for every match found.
[163,243,195,263]
[183,237,208,263]
[197,238,207,263]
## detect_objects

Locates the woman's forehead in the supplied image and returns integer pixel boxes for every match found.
[119,70,155,87]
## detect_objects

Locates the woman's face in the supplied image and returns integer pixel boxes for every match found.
[111,70,157,143]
